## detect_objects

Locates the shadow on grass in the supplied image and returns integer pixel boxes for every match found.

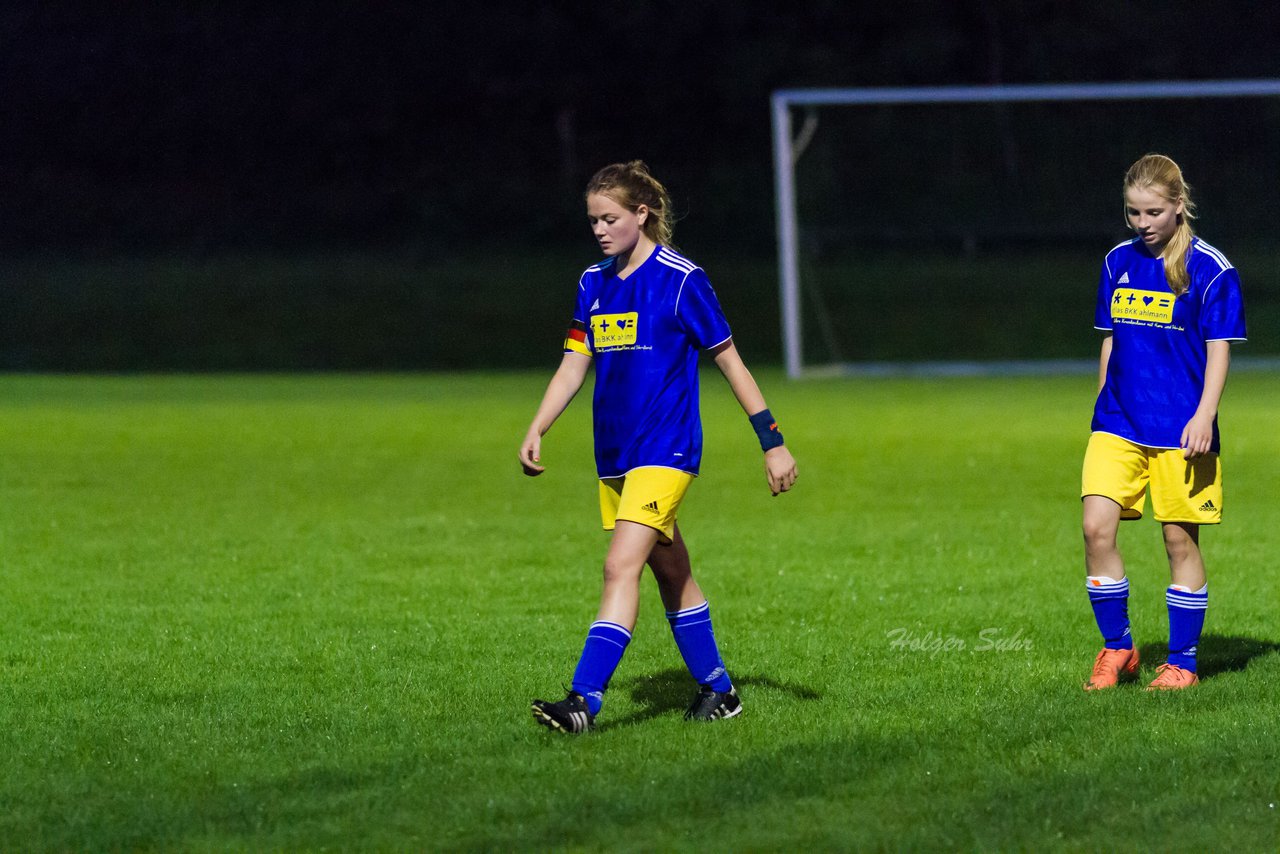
[1196,633,1280,677]
[606,668,821,729]
[1137,632,1280,679]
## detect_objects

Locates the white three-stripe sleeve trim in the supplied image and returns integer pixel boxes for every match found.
[656,247,696,273]
[1194,239,1232,269]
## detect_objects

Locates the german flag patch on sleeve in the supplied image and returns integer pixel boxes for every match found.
[564,319,591,356]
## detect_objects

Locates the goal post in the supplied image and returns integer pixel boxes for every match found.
[772,80,1280,379]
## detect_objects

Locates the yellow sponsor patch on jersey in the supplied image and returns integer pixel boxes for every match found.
[1111,288,1175,324]
[591,312,639,348]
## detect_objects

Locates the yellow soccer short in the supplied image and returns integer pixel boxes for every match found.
[598,466,694,542]
[1082,431,1223,524]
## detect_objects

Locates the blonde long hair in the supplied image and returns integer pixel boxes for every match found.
[1124,153,1197,294]
[585,160,675,248]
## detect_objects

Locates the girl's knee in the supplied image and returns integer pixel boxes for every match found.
[1163,536,1199,564]
[602,555,644,586]
[1082,520,1117,552]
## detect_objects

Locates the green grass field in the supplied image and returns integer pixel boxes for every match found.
[2,371,1278,851]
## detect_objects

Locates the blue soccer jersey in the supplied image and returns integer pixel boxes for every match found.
[562,246,732,478]
[1091,237,1247,452]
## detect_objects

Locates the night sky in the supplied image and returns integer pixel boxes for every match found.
[5,3,1279,254]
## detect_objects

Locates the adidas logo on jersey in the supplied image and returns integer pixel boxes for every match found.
[1118,272,1130,284]
[642,500,660,514]
[1199,499,1217,512]
[590,299,600,311]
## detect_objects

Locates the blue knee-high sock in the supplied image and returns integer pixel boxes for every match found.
[1086,576,1132,650]
[666,601,732,692]
[1166,584,1207,672]
[571,621,632,716]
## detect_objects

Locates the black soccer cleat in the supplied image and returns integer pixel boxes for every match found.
[531,691,595,734]
[684,685,742,721]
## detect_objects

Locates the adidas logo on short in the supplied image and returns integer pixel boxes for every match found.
[642,500,660,514]
[1199,499,1217,512]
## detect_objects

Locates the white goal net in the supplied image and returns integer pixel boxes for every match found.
[771,80,1280,378]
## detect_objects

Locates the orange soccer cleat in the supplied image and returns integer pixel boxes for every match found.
[1083,646,1140,691]
[1145,663,1199,691]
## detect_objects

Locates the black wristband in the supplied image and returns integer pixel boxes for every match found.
[749,408,784,451]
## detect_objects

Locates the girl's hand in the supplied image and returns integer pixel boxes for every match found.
[1180,413,1215,459]
[764,445,797,496]
[519,431,545,476]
